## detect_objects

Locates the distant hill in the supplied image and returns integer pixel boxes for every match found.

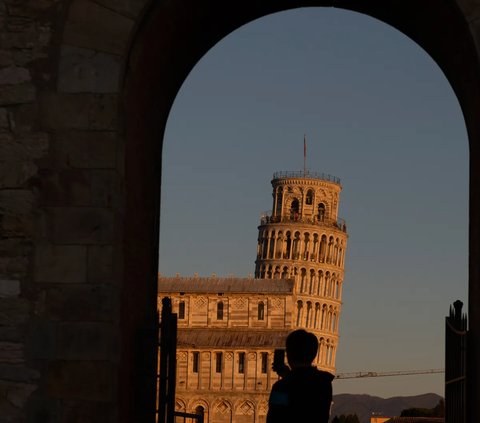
[331,393,443,423]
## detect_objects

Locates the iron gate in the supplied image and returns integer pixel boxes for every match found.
[445,300,467,423]
[157,297,204,423]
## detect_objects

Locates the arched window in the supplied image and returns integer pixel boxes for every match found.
[268,230,275,258]
[306,189,313,205]
[216,352,222,373]
[273,266,280,279]
[261,352,268,373]
[262,232,268,259]
[314,304,320,329]
[296,301,303,326]
[312,234,319,260]
[327,236,334,263]
[192,352,199,373]
[321,306,326,330]
[332,314,337,332]
[300,269,307,293]
[238,352,245,373]
[317,203,325,221]
[317,271,323,295]
[320,235,327,263]
[291,199,300,219]
[275,187,283,216]
[324,273,330,296]
[303,233,310,260]
[318,338,324,363]
[281,266,289,279]
[195,406,204,418]
[258,302,265,321]
[309,270,315,294]
[178,301,185,319]
[292,232,301,258]
[266,265,273,279]
[276,231,283,259]
[217,301,224,320]
[284,232,292,259]
[260,265,266,279]
[306,302,312,327]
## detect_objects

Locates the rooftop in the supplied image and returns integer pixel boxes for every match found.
[273,171,340,184]
[380,418,444,423]
[157,277,294,294]
[176,329,291,348]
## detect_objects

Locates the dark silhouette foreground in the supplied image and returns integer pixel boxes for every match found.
[267,330,335,423]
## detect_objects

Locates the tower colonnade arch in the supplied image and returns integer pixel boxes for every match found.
[257,263,344,300]
[256,227,347,268]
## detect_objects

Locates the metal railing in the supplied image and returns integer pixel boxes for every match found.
[273,171,340,184]
[157,298,177,423]
[445,300,467,423]
[260,212,347,233]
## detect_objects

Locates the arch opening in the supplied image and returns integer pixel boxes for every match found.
[114,0,480,419]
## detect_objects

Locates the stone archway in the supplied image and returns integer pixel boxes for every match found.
[1,1,480,422]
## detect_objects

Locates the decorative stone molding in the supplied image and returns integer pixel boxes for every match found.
[175,398,186,412]
[272,298,283,309]
[195,297,206,308]
[213,398,232,413]
[237,400,255,415]
[259,401,269,414]
[234,298,246,309]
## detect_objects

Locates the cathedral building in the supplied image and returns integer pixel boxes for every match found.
[158,170,348,423]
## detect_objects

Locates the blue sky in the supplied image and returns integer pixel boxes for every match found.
[159,8,468,398]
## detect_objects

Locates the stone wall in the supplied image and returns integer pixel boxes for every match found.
[162,294,292,329]
[175,392,269,423]
[176,350,277,392]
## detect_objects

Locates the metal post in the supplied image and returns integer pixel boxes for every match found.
[158,297,171,423]
[445,300,467,423]
[166,312,177,423]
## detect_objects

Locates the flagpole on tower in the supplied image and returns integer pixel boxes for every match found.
[304,134,306,176]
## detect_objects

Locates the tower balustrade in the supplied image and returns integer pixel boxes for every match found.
[260,210,347,233]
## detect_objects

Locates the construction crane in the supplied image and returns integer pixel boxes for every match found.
[335,369,445,380]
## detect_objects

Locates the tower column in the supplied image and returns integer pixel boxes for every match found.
[266,231,271,260]
[271,233,277,260]
[273,187,278,215]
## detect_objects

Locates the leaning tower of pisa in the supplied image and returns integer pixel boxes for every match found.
[254,170,348,372]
